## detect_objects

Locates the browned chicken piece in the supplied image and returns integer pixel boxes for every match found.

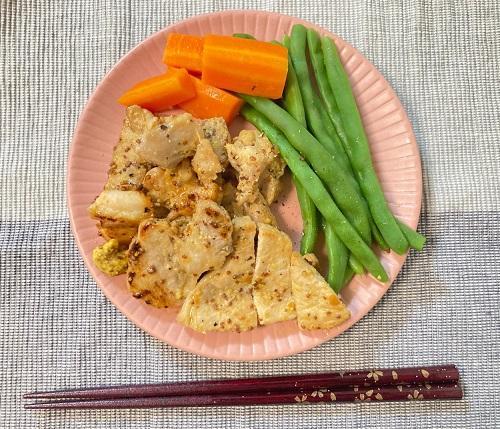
[128,218,187,307]
[251,223,296,325]
[199,117,231,167]
[174,199,233,297]
[220,181,243,218]
[259,154,286,204]
[191,138,223,185]
[135,112,200,169]
[142,159,222,220]
[226,130,275,195]
[226,130,282,225]
[127,200,233,308]
[88,189,153,244]
[178,216,258,333]
[139,117,229,219]
[291,252,350,330]
[99,222,142,244]
[92,106,201,244]
[100,106,232,193]
[135,112,230,170]
[239,192,276,226]
[104,105,156,191]
[89,106,155,243]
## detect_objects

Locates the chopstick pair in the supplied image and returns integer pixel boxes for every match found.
[24,364,462,409]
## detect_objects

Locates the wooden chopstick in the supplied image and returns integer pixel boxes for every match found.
[24,364,459,400]
[25,383,462,409]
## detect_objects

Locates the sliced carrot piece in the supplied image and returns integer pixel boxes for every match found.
[201,35,288,99]
[178,74,244,123]
[118,68,196,112]
[163,33,204,73]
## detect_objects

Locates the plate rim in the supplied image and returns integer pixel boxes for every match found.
[67,9,422,361]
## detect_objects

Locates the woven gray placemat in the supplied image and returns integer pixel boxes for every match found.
[1,1,499,428]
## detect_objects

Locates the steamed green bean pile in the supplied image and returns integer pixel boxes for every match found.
[239,24,425,291]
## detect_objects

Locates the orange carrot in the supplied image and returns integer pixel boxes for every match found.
[201,35,288,99]
[118,68,196,112]
[163,33,204,73]
[178,74,244,123]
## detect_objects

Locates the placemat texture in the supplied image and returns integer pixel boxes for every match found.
[1,1,499,428]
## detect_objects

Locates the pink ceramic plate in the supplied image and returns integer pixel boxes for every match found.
[68,10,422,361]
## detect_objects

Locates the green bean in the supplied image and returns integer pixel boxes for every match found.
[286,32,375,264]
[307,28,402,252]
[315,104,354,180]
[307,28,386,250]
[289,25,352,174]
[232,33,255,39]
[321,36,409,254]
[280,38,318,253]
[369,217,390,251]
[348,254,365,275]
[239,94,372,245]
[343,265,354,287]
[240,105,388,282]
[306,29,350,153]
[322,219,348,293]
[292,25,373,246]
[317,96,375,247]
[295,178,319,254]
[285,35,370,264]
[281,38,306,126]
[397,220,426,251]
[281,38,307,126]
[312,29,420,252]
[289,27,364,205]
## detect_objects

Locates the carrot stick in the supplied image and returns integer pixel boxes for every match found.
[162,33,204,73]
[178,74,243,123]
[201,35,288,99]
[118,68,196,112]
